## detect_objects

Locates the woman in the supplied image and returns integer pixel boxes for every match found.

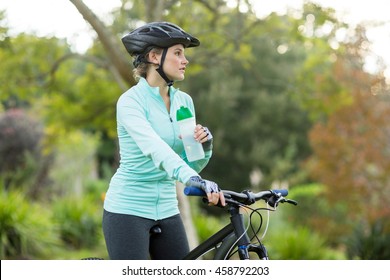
[102,22,225,260]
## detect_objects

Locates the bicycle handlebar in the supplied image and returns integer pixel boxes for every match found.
[184,186,296,207]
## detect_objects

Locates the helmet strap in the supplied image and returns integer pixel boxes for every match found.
[156,48,174,86]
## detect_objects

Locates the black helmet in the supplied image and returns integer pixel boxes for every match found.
[122,21,200,56]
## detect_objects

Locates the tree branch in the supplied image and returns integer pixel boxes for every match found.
[68,0,135,87]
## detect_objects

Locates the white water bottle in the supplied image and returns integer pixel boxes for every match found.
[176,106,205,162]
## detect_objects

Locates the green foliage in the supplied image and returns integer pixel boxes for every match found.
[0,188,61,259]
[290,3,353,121]
[285,184,351,245]
[47,130,99,197]
[51,195,103,249]
[179,8,313,190]
[43,61,121,138]
[0,109,43,174]
[346,218,390,260]
[0,109,53,199]
[287,183,326,223]
[84,178,109,203]
[193,210,227,243]
[0,34,68,105]
[265,226,345,260]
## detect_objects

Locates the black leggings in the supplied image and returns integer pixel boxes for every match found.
[102,210,189,260]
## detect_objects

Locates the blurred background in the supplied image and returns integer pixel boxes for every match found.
[0,0,389,260]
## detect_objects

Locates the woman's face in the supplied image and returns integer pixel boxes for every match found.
[162,44,189,82]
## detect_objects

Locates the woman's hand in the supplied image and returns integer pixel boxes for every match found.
[186,176,226,207]
[194,125,212,145]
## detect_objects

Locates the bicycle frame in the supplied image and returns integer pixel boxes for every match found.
[183,203,268,260]
[183,223,235,259]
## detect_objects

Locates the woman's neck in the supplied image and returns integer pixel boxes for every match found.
[146,73,169,97]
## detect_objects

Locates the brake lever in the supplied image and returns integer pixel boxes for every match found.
[273,196,284,207]
[201,197,231,208]
[286,199,298,206]
[278,198,298,206]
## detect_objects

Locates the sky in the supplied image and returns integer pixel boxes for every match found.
[1,0,389,79]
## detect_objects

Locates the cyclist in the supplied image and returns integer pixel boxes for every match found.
[102,22,225,260]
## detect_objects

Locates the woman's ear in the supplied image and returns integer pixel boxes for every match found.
[148,51,160,65]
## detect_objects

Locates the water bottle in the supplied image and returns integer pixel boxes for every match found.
[176,106,205,162]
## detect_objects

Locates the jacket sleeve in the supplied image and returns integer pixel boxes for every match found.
[117,93,198,184]
[181,149,212,173]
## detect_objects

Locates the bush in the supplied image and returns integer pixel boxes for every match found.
[287,183,350,245]
[265,226,345,260]
[51,195,102,249]
[346,218,390,260]
[0,188,61,259]
[0,109,53,199]
[48,130,99,198]
[0,109,43,174]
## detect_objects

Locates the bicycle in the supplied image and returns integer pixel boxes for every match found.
[182,186,297,260]
[82,185,297,260]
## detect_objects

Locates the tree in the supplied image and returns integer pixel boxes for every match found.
[68,0,134,88]
[0,109,52,199]
[301,14,390,240]
[308,84,390,223]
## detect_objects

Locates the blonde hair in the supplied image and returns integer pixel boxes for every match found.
[133,47,163,80]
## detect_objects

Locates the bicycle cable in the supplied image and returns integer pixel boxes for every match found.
[224,206,251,260]
[225,203,275,259]
[249,207,264,243]
[244,202,275,244]
[261,202,272,240]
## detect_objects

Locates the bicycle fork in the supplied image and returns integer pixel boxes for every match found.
[229,206,268,260]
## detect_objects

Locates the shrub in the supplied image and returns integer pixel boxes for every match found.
[287,183,350,245]
[0,109,43,174]
[346,218,390,260]
[51,195,102,249]
[0,109,52,199]
[265,226,345,260]
[0,188,61,259]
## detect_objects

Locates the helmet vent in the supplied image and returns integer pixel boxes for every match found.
[161,26,173,32]
[140,27,151,33]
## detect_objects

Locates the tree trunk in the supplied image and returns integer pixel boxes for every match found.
[177,182,199,249]
[68,0,135,87]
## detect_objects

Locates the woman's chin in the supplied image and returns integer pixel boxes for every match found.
[172,75,185,82]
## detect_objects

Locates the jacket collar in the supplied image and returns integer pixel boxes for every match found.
[138,77,178,99]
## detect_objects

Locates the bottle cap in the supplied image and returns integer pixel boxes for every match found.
[176,106,193,121]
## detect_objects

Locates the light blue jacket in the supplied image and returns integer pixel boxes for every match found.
[104,78,212,220]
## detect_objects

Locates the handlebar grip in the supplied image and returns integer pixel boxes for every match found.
[184,186,206,196]
[272,189,288,197]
